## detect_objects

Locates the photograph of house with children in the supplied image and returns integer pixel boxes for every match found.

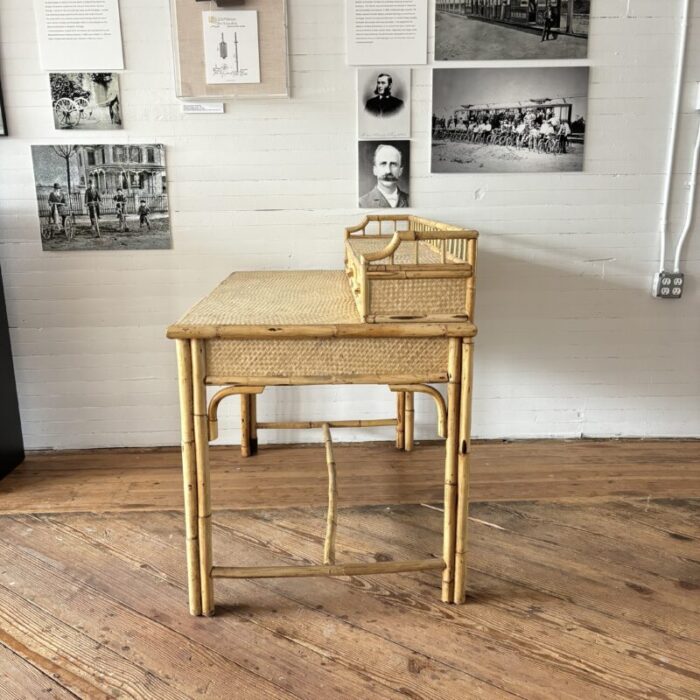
[31,144,171,251]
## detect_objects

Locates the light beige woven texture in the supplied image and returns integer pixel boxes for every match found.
[205,337,450,378]
[370,278,467,316]
[347,238,445,265]
[175,271,359,327]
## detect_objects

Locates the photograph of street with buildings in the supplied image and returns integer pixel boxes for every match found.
[31,144,171,251]
[432,66,589,173]
[435,0,590,60]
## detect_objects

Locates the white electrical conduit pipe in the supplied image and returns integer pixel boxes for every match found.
[672,122,700,272]
[659,0,690,273]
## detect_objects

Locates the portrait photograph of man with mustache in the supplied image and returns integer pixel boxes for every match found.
[358,140,410,209]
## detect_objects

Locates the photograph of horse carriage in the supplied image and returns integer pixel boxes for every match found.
[50,73,122,130]
[435,0,590,60]
[31,144,171,251]
[432,66,588,173]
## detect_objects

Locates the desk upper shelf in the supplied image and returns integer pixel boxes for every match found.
[167,270,476,340]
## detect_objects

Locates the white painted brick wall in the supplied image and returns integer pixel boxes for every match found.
[0,0,698,449]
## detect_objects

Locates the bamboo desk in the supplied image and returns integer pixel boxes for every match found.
[167,270,477,616]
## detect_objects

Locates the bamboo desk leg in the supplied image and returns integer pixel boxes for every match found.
[396,391,405,450]
[240,394,251,458]
[441,338,462,603]
[250,394,258,455]
[192,339,215,616]
[176,340,202,616]
[404,391,414,452]
[453,339,474,604]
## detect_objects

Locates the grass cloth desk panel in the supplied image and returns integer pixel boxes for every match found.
[167,270,476,616]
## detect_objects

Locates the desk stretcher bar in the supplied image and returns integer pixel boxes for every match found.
[212,559,445,579]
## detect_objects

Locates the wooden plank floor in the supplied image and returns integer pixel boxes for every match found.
[0,440,699,698]
[1,439,699,514]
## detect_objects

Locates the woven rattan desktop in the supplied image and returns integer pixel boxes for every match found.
[167,269,477,616]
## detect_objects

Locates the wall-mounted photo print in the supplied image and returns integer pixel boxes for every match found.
[358,140,410,209]
[50,73,122,130]
[31,144,171,251]
[432,66,588,174]
[0,78,7,136]
[358,68,411,140]
[435,0,590,61]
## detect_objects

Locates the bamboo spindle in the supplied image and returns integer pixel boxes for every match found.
[240,394,251,457]
[191,339,214,616]
[442,338,462,603]
[466,237,478,322]
[322,423,338,566]
[404,391,414,452]
[396,391,406,450]
[453,340,474,604]
[176,340,201,616]
[360,261,370,321]
[250,393,258,454]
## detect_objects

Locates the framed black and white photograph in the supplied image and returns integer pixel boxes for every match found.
[50,73,122,130]
[432,67,588,174]
[0,78,7,137]
[358,68,411,140]
[31,144,171,251]
[435,1,590,61]
[358,140,410,209]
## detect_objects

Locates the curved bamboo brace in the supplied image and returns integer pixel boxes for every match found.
[345,216,370,237]
[361,231,402,263]
[322,423,338,566]
[389,384,448,439]
[207,386,265,440]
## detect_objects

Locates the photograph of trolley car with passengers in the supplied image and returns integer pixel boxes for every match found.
[435,0,590,60]
[432,66,588,174]
[31,144,171,251]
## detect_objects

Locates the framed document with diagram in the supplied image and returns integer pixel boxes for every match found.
[202,11,261,85]
[170,0,288,99]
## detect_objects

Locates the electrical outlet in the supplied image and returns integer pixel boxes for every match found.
[652,271,684,299]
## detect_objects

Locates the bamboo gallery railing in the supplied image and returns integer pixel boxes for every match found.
[344,215,478,323]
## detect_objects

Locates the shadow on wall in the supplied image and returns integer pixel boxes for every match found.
[471,239,697,438]
[210,240,697,444]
